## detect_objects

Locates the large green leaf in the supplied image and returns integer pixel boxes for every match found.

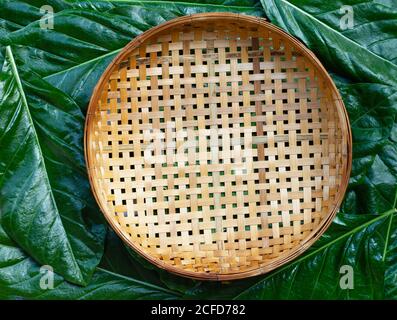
[0,223,180,299]
[0,46,105,285]
[276,0,397,64]
[260,0,397,86]
[336,78,397,215]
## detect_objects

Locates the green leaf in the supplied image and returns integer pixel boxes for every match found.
[336,78,397,215]
[279,0,397,64]
[0,0,72,35]
[260,0,397,86]
[0,46,105,286]
[235,211,396,299]
[0,223,180,299]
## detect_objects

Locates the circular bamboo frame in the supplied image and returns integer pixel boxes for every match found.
[85,13,352,280]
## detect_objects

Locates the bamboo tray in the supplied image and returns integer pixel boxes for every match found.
[85,13,352,280]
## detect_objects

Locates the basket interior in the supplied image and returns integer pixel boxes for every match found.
[87,16,349,279]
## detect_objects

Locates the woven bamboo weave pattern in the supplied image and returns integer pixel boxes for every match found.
[86,13,351,280]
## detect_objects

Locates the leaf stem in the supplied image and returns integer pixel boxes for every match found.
[382,213,394,262]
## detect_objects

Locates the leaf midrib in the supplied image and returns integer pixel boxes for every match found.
[86,0,259,10]
[4,46,84,283]
[351,90,397,126]
[96,267,182,297]
[233,208,397,299]
[383,188,397,262]
[382,214,393,262]
[44,48,121,80]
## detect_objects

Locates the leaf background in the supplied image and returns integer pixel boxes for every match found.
[0,47,105,286]
[0,0,396,299]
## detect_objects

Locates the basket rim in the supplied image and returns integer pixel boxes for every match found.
[84,12,353,281]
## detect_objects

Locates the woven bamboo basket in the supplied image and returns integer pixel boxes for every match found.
[85,13,352,280]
